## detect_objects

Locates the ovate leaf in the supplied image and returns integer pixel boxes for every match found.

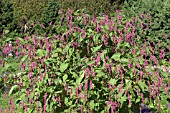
[138,80,145,92]
[89,100,95,109]
[60,63,69,72]
[109,79,117,85]
[120,95,127,105]
[36,49,45,57]
[120,58,128,63]
[76,71,84,85]
[87,60,95,66]
[111,52,121,61]
[5,30,10,34]
[64,97,68,106]
[63,74,68,82]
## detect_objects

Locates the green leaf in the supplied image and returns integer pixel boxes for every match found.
[76,71,84,85]
[5,38,13,42]
[29,92,34,99]
[89,100,95,109]
[87,28,93,33]
[68,48,74,57]
[63,74,68,82]
[111,52,121,61]
[18,37,25,43]
[53,48,62,53]
[120,58,128,63]
[8,85,18,96]
[136,97,141,103]
[124,42,130,47]
[64,97,68,106]
[87,60,95,66]
[5,30,10,34]
[36,49,45,57]
[91,45,102,53]
[10,63,19,70]
[4,64,10,70]
[120,95,127,105]
[49,102,54,111]
[20,55,28,62]
[60,63,69,72]
[138,80,145,92]
[55,90,62,94]
[109,79,117,85]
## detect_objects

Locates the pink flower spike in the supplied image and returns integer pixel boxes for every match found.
[15,50,19,58]
[133,69,136,75]
[85,80,88,91]
[132,49,136,55]
[79,83,82,91]
[96,52,101,66]
[25,36,29,42]
[119,84,123,93]
[90,80,94,89]
[4,93,6,100]
[41,24,45,29]
[50,21,53,26]
[76,89,79,98]
[2,29,5,38]
[54,34,58,39]
[32,23,35,27]
[58,9,62,14]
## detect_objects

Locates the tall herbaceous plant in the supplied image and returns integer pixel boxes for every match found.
[0,8,169,113]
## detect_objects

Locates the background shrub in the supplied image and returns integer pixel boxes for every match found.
[11,0,49,22]
[40,0,60,35]
[56,0,123,17]
[0,0,17,34]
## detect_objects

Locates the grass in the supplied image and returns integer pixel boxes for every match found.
[0,94,9,111]
[0,92,24,113]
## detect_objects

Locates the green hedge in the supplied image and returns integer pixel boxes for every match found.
[11,0,49,22]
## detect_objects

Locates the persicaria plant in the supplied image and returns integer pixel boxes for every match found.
[0,8,169,113]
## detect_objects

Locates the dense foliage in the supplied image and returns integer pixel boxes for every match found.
[1,8,170,113]
[56,0,123,17]
[40,0,60,35]
[11,0,49,22]
[0,0,16,34]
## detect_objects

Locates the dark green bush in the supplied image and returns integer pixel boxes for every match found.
[11,0,49,22]
[56,0,123,17]
[40,0,60,34]
[41,0,59,26]
[0,0,17,34]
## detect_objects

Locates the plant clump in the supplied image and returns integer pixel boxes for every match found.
[0,8,169,113]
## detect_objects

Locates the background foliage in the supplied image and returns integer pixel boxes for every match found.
[0,0,17,34]
[11,0,49,22]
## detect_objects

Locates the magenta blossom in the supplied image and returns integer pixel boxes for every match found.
[107,101,117,113]
[96,52,101,66]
